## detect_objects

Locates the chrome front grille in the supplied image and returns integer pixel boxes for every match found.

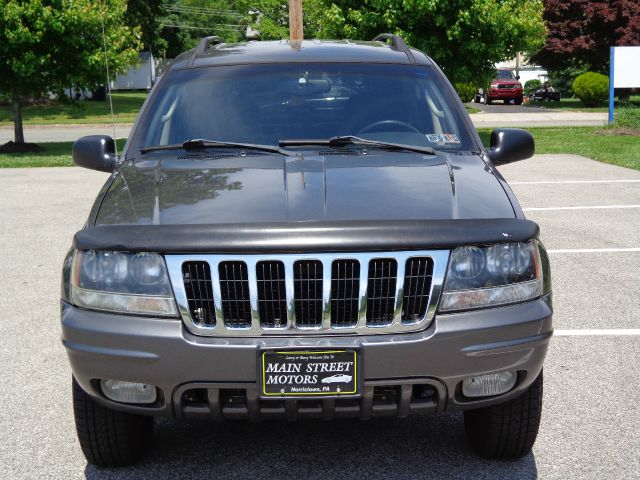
[166,251,449,336]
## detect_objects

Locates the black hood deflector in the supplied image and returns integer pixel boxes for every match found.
[74,219,539,253]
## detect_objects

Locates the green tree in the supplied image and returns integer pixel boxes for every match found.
[159,0,248,57]
[0,0,141,146]
[241,0,325,40]
[244,0,545,86]
[314,0,546,84]
[126,0,168,55]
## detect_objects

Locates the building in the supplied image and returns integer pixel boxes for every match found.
[111,52,156,91]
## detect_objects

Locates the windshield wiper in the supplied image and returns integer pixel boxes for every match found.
[140,139,296,156]
[279,135,436,155]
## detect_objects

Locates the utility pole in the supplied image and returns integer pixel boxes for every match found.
[289,0,303,42]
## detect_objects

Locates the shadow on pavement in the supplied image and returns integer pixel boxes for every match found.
[84,414,538,479]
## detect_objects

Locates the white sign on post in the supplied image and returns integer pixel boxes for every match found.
[609,46,640,123]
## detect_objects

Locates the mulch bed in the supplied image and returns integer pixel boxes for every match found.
[0,141,43,153]
[596,127,640,136]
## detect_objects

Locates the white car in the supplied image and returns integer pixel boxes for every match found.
[321,374,353,384]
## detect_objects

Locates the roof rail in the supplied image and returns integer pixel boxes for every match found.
[188,36,224,65]
[372,33,415,64]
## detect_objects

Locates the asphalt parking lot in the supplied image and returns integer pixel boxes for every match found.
[0,154,638,479]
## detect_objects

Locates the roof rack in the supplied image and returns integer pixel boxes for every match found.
[188,36,224,66]
[372,33,415,64]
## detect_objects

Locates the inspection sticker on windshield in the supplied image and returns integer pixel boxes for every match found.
[426,133,460,144]
[260,350,359,398]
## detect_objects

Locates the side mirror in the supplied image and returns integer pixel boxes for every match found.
[72,135,117,172]
[486,128,534,166]
[516,75,521,80]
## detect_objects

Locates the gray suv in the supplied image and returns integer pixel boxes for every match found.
[62,35,552,467]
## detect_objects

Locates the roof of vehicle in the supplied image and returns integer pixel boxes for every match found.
[170,38,433,70]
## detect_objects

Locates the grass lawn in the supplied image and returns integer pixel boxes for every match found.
[0,92,146,126]
[465,105,482,114]
[1,128,638,170]
[0,140,126,168]
[524,95,640,112]
[477,126,640,170]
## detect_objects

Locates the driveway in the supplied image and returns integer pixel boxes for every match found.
[0,155,638,479]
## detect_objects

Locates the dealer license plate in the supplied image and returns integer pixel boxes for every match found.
[260,349,359,398]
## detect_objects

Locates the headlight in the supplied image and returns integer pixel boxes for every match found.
[439,241,545,312]
[71,251,177,316]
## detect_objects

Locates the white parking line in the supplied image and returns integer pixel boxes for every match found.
[555,329,640,336]
[524,205,640,211]
[511,180,640,185]
[547,248,640,254]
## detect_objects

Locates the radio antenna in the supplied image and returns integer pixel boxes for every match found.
[100,13,118,156]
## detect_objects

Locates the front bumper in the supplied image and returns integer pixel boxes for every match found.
[61,295,552,419]
[488,89,523,100]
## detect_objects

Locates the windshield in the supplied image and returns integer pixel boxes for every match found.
[131,63,477,154]
[495,70,516,80]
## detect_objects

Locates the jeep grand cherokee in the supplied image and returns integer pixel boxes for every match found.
[61,35,552,467]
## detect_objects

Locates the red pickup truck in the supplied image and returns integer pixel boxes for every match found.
[475,69,524,105]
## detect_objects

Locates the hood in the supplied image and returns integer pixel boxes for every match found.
[94,151,515,226]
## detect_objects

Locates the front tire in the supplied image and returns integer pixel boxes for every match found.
[73,377,153,467]
[463,370,543,459]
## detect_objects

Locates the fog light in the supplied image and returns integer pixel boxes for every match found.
[462,372,517,398]
[100,379,157,404]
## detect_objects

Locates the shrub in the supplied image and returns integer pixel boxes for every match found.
[455,82,477,103]
[547,65,587,96]
[572,72,609,107]
[524,79,542,96]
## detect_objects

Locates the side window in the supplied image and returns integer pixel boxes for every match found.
[142,85,180,147]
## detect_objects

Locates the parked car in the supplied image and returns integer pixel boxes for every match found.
[529,84,561,102]
[62,34,552,467]
[475,69,524,105]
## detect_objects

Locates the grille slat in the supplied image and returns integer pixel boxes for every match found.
[219,261,252,327]
[331,260,360,327]
[257,261,287,328]
[182,261,216,327]
[366,259,398,326]
[401,257,434,322]
[294,260,323,327]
